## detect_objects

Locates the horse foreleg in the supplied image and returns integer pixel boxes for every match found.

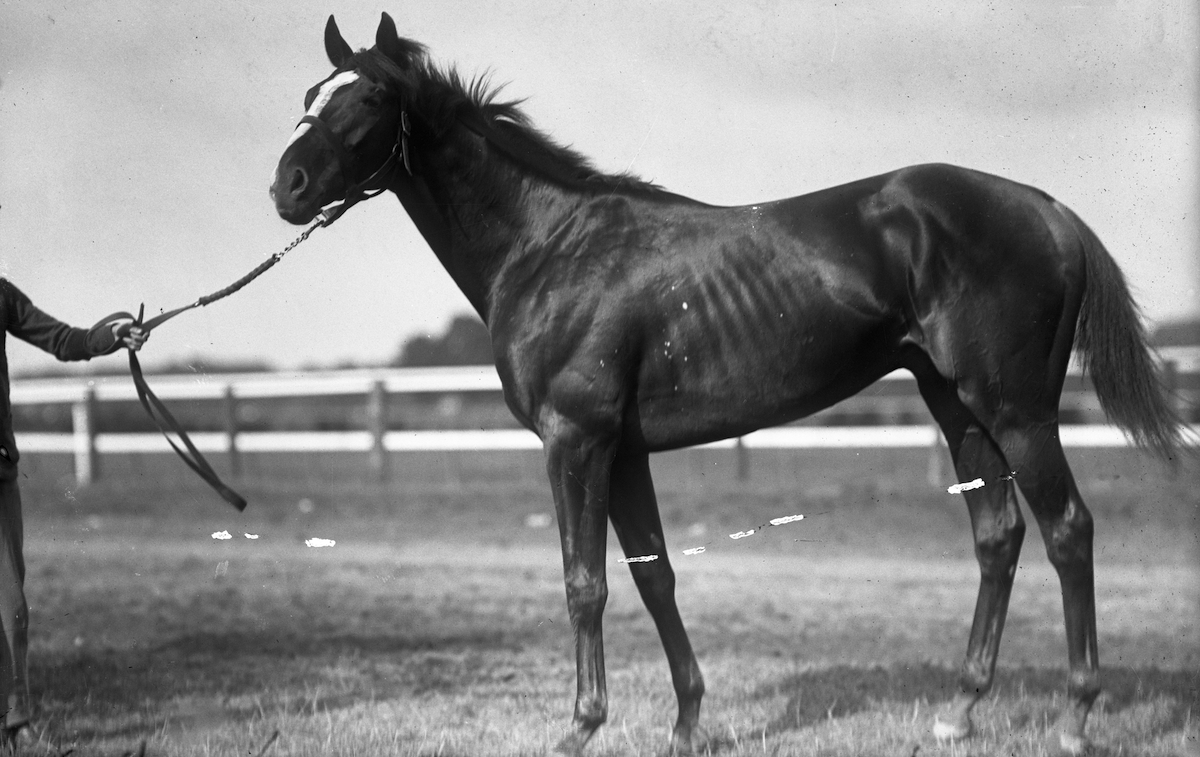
[544,424,616,756]
[609,453,706,755]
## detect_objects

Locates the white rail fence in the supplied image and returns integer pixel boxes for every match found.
[12,348,1199,487]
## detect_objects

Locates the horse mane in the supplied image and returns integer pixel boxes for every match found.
[350,48,665,195]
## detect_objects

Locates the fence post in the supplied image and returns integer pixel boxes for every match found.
[71,386,97,487]
[367,380,388,482]
[735,436,749,481]
[222,384,241,479]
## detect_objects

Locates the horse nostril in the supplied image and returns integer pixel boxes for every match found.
[289,167,309,196]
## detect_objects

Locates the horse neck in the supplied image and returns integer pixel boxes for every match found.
[389,123,585,324]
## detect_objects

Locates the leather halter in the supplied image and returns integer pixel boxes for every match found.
[296,97,413,226]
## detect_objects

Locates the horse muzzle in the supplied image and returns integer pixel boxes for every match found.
[271,160,331,225]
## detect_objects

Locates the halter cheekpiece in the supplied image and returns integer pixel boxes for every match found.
[295,95,413,225]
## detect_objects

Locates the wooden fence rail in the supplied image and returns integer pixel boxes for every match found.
[11,349,1199,488]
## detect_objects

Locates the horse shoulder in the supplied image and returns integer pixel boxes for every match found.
[489,282,640,443]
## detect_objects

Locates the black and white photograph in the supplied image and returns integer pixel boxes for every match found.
[0,2,1196,755]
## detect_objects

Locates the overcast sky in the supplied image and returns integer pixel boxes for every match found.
[1,1,1196,374]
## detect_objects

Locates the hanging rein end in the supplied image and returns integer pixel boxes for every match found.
[223,487,249,512]
[98,305,249,512]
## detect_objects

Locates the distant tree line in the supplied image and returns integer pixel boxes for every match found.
[392,315,494,367]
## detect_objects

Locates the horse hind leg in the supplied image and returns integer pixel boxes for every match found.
[607,452,706,755]
[927,369,1100,755]
[915,373,1027,744]
[995,424,1100,756]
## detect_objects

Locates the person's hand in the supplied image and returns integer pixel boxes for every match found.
[110,320,149,351]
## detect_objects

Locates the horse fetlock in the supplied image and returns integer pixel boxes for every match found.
[574,697,607,731]
[1066,669,1101,705]
[554,707,605,756]
[958,659,996,697]
[674,695,703,734]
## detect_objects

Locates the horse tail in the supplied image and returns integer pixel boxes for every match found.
[1065,205,1183,461]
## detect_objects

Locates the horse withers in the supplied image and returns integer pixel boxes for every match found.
[270,13,1183,755]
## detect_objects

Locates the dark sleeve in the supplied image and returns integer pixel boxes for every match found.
[1,279,118,361]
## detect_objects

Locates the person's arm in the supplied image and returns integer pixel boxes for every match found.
[2,279,120,361]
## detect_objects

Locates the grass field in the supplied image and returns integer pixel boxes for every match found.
[10,447,1200,756]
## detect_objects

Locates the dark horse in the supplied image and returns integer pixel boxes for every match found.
[271,14,1182,755]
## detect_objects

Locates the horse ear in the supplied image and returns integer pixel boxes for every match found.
[325,15,354,68]
[375,12,411,68]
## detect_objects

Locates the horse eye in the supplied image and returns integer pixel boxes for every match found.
[363,95,383,109]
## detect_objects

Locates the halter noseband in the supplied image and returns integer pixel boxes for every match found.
[296,96,413,226]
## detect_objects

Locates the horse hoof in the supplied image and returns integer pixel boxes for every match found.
[1056,731,1092,756]
[1,723,32,748]
[554,726,599,757]
[553,735,583,756]
[932,714,972,742]
[669,724,710,756]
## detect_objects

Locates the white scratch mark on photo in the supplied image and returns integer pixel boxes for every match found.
[769,514,805,526]
[244,533,259,540]
[618,555,659,564]
[682,546,706,556]
[211,530,232,540]
[947,478,986,494]
[214,560,228,577]
[729,529,755,540]
[305,538,336,548]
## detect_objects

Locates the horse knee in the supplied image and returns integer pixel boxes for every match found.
[565,572,608,625]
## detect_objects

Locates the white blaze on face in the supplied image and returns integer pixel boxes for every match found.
[284,71,360,150]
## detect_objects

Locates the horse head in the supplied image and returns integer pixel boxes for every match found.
[270,13,423,224]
